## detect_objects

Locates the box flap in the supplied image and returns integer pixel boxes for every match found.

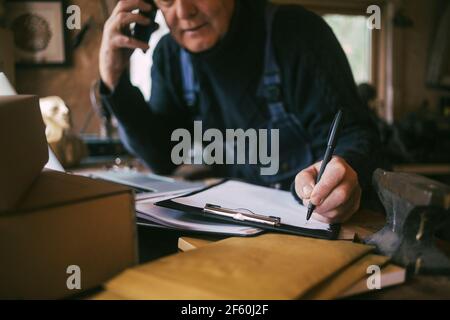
[2,170,132,214]
[0,95,48,212]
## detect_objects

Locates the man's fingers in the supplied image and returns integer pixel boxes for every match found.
[311,188,361,224]
[305,196,353,224]
[112,35,150,50]
[331,187,361,223]
[114,12,151,31]
[294,165,317,200]
[310,158,349,206]
[314,182,358,214]
[310,212,332,224]
[113,0,152,16]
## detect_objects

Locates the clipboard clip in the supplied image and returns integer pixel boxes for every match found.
[204,204,281,227]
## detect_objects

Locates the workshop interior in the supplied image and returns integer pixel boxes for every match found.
[0,0,450,302]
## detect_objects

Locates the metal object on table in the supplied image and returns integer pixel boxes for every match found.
[365,169,450,275]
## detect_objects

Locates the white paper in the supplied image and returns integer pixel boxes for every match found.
[0,72,17,95]
[172,180,331,231]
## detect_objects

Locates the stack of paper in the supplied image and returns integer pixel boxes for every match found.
[136,198,263,236]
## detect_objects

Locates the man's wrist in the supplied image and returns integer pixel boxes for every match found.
[100,77,116,93]
[99,78,114,96]
[99,71,131,98]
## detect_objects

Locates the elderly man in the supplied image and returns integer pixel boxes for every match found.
[99,0,379,223]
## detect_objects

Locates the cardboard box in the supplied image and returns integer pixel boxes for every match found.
[0,28,15,85]
[0,170,138,299]
[0,95,48,212]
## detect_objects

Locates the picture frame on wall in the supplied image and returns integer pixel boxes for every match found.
[6,0,68,66]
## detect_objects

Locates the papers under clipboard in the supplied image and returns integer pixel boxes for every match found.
[156,180,340,240]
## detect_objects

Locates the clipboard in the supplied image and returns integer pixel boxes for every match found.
[155,180,340,240]
[135,201,264,237]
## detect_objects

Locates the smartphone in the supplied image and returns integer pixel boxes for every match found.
[132,0,159,44]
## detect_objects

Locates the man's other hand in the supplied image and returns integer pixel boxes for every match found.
[99,0,153,91]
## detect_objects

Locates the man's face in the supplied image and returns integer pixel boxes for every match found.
[156,0,235,53]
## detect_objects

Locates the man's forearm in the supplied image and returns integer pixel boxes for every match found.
[100,73,180,174]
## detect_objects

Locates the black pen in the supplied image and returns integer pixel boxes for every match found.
[306,109,343,221]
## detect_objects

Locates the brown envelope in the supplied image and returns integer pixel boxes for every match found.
[105,234,375,300]
[303,254,389,299]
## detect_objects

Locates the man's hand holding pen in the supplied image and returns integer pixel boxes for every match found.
[294,156,362,224]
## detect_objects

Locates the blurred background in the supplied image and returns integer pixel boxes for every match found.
[0,0,449,183]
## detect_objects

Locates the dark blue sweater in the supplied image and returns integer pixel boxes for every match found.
[101,0,380,193]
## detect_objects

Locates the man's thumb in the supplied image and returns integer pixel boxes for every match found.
[295,169,316,200]
[302,184,313,198]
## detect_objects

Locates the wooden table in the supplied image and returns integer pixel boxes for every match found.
[72,162,450,299]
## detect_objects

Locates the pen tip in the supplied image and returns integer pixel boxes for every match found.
[306,204,315,221]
